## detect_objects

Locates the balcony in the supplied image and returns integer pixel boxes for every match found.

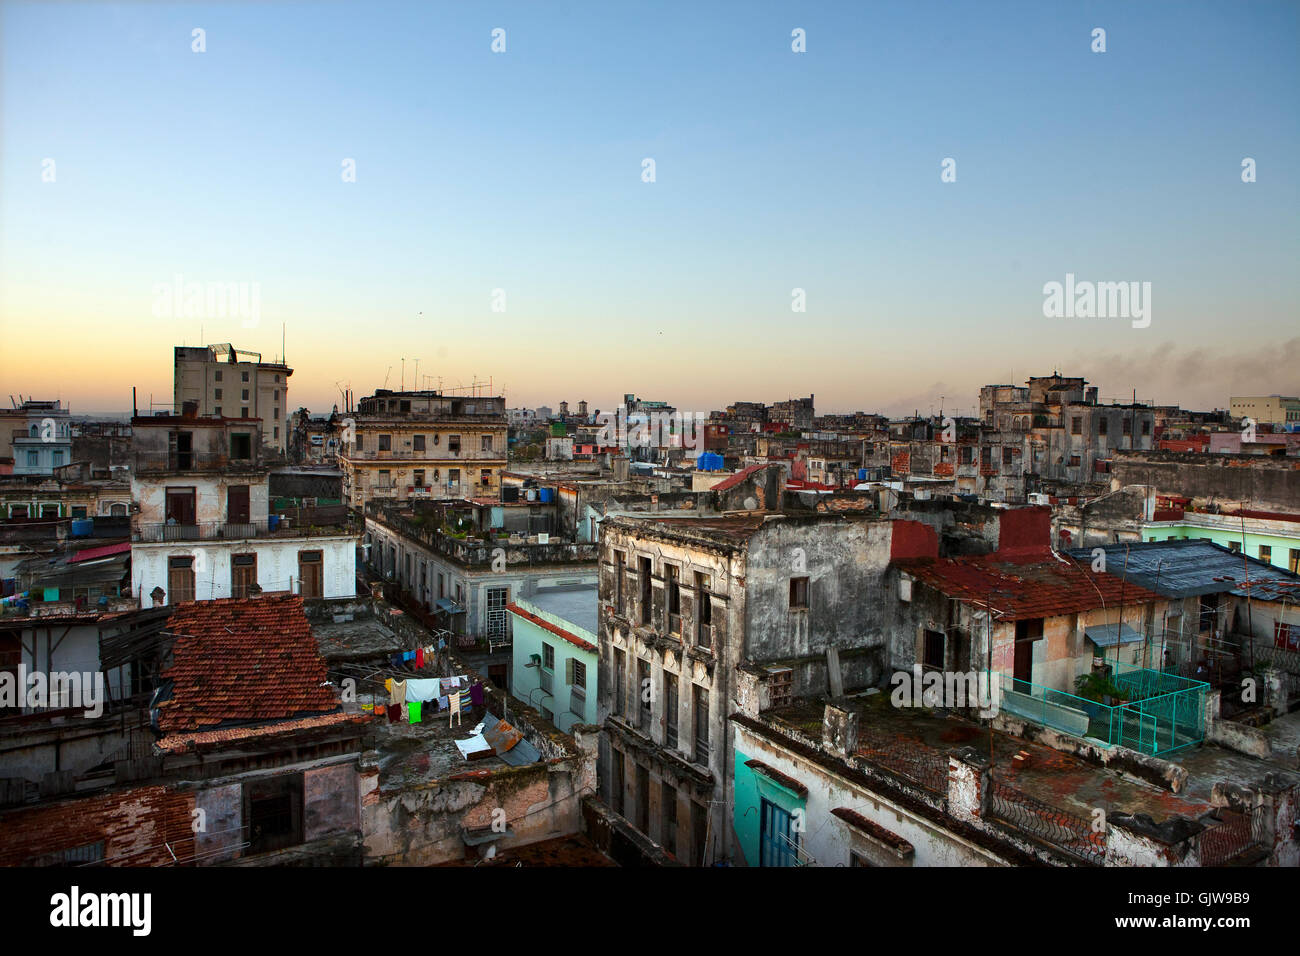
[134,514,357,543]
[348,448,502,461]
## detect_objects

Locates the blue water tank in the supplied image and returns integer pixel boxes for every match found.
[539,488,554,503]
[70,519,94,537]
[857,468,867,481]
[268,514,281,530]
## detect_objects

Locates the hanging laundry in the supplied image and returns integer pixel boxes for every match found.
[408,700,423,724]
[402,650,415,662]
[438,695,449,712]
[390,679,407,705]
[470,682,485,707]
[405,678,440,703]
[416,647,424,669]
[387,703,401,722]
[449,691,463,727]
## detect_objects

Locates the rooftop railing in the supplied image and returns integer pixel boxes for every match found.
[134,515,357,543]
[996,662,1209,756]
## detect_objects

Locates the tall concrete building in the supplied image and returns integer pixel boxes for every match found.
[173,344,293,453]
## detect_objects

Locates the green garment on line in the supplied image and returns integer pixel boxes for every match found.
[408,701,422,724]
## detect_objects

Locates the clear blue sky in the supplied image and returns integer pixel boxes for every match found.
[2,0,1296,416]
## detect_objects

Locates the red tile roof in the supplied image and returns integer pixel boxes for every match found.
[157,594,339,733]
[895,551,1162,621]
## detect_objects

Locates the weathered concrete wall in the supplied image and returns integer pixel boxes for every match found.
[304,762,360,841]
[1112,451,1300,512]
[363,760,588,865]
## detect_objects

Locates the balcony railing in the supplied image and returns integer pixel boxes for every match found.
[135,516,356,543]
[349,448,501,461]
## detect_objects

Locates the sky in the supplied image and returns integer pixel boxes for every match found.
[1,0,1297,418]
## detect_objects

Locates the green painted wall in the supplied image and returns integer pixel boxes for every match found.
[509,602,598,734]
[733,748,807,867]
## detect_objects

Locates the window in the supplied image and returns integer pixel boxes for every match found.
[168,556,195,605]
[169,430,194,470]
[52,451,64,467]
[542,642,554,671]
[215,370,223,382]
[1228,541,1241,554]
[244,774,303,854]
[637,658,651,729]
[241,389,250,401]
[487,587,508,637]
[214,388,223,400]
[448,434,461,454]
[413,434,426,452]
[273,427,279,440]
[481,434,493,452]
[1289,549,1300,574]
[1122,417,1132,436]
[227,484,250,524]
[230,433,252,459]
[611,751,625,816]
[665,564,681,635]
[570,658,587,690]
[639,556,653,625]
[614,648,626,717]
[661,782,678,855]
[1141,419,1150,436]
[1274,621,1299,653]
[759,798,799,867]
[273,390,279,402]
[165,487,197,526]
[959,445,973,465]
[214,407,222,417]
[614,550,625,610]
[695,572,711,646]
[1069,455,1081,467]
[789,576,809,609]
[448,468,460,487]
[241,407,249,418]
[377,469,391,489]
[273,407,279,421]
[1258,545,1272,564]
[298,550,323,599]
[378,434,391,452]
[1002,446,1013,465]
[26,451,38,467]
[71,506,87,519]
[241,371,249,383]
[480,469,491,486]
[413,469,425,488]
[231,553,257,599]
[693,685,709,763]
[1098,417,1108,436]
[1071,418,1082,435]
[664,671,678,747]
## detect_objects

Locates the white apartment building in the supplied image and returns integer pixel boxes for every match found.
[173,344,293,453]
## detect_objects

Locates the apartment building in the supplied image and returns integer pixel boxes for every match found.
[0,400,73,476]
[338,389,508,508]
[173,344,293,453]
[596,505,912,865]
[129,410,356,606]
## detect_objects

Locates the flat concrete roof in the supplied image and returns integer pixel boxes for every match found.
[525,585,598,637]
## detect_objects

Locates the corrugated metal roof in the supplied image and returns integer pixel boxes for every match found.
[1084,622,1145,648]
[1066,540,1300,600]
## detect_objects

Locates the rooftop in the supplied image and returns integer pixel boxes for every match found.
[896,549,1163,621]
[1068,539,1300,601]
[157,594,340,735]
[518,586,598,638]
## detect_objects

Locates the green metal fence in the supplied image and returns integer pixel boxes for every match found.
[996,663,1209,756]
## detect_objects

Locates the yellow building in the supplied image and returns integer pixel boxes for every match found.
[1230,395,1300,427]
[339,389,508,508]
